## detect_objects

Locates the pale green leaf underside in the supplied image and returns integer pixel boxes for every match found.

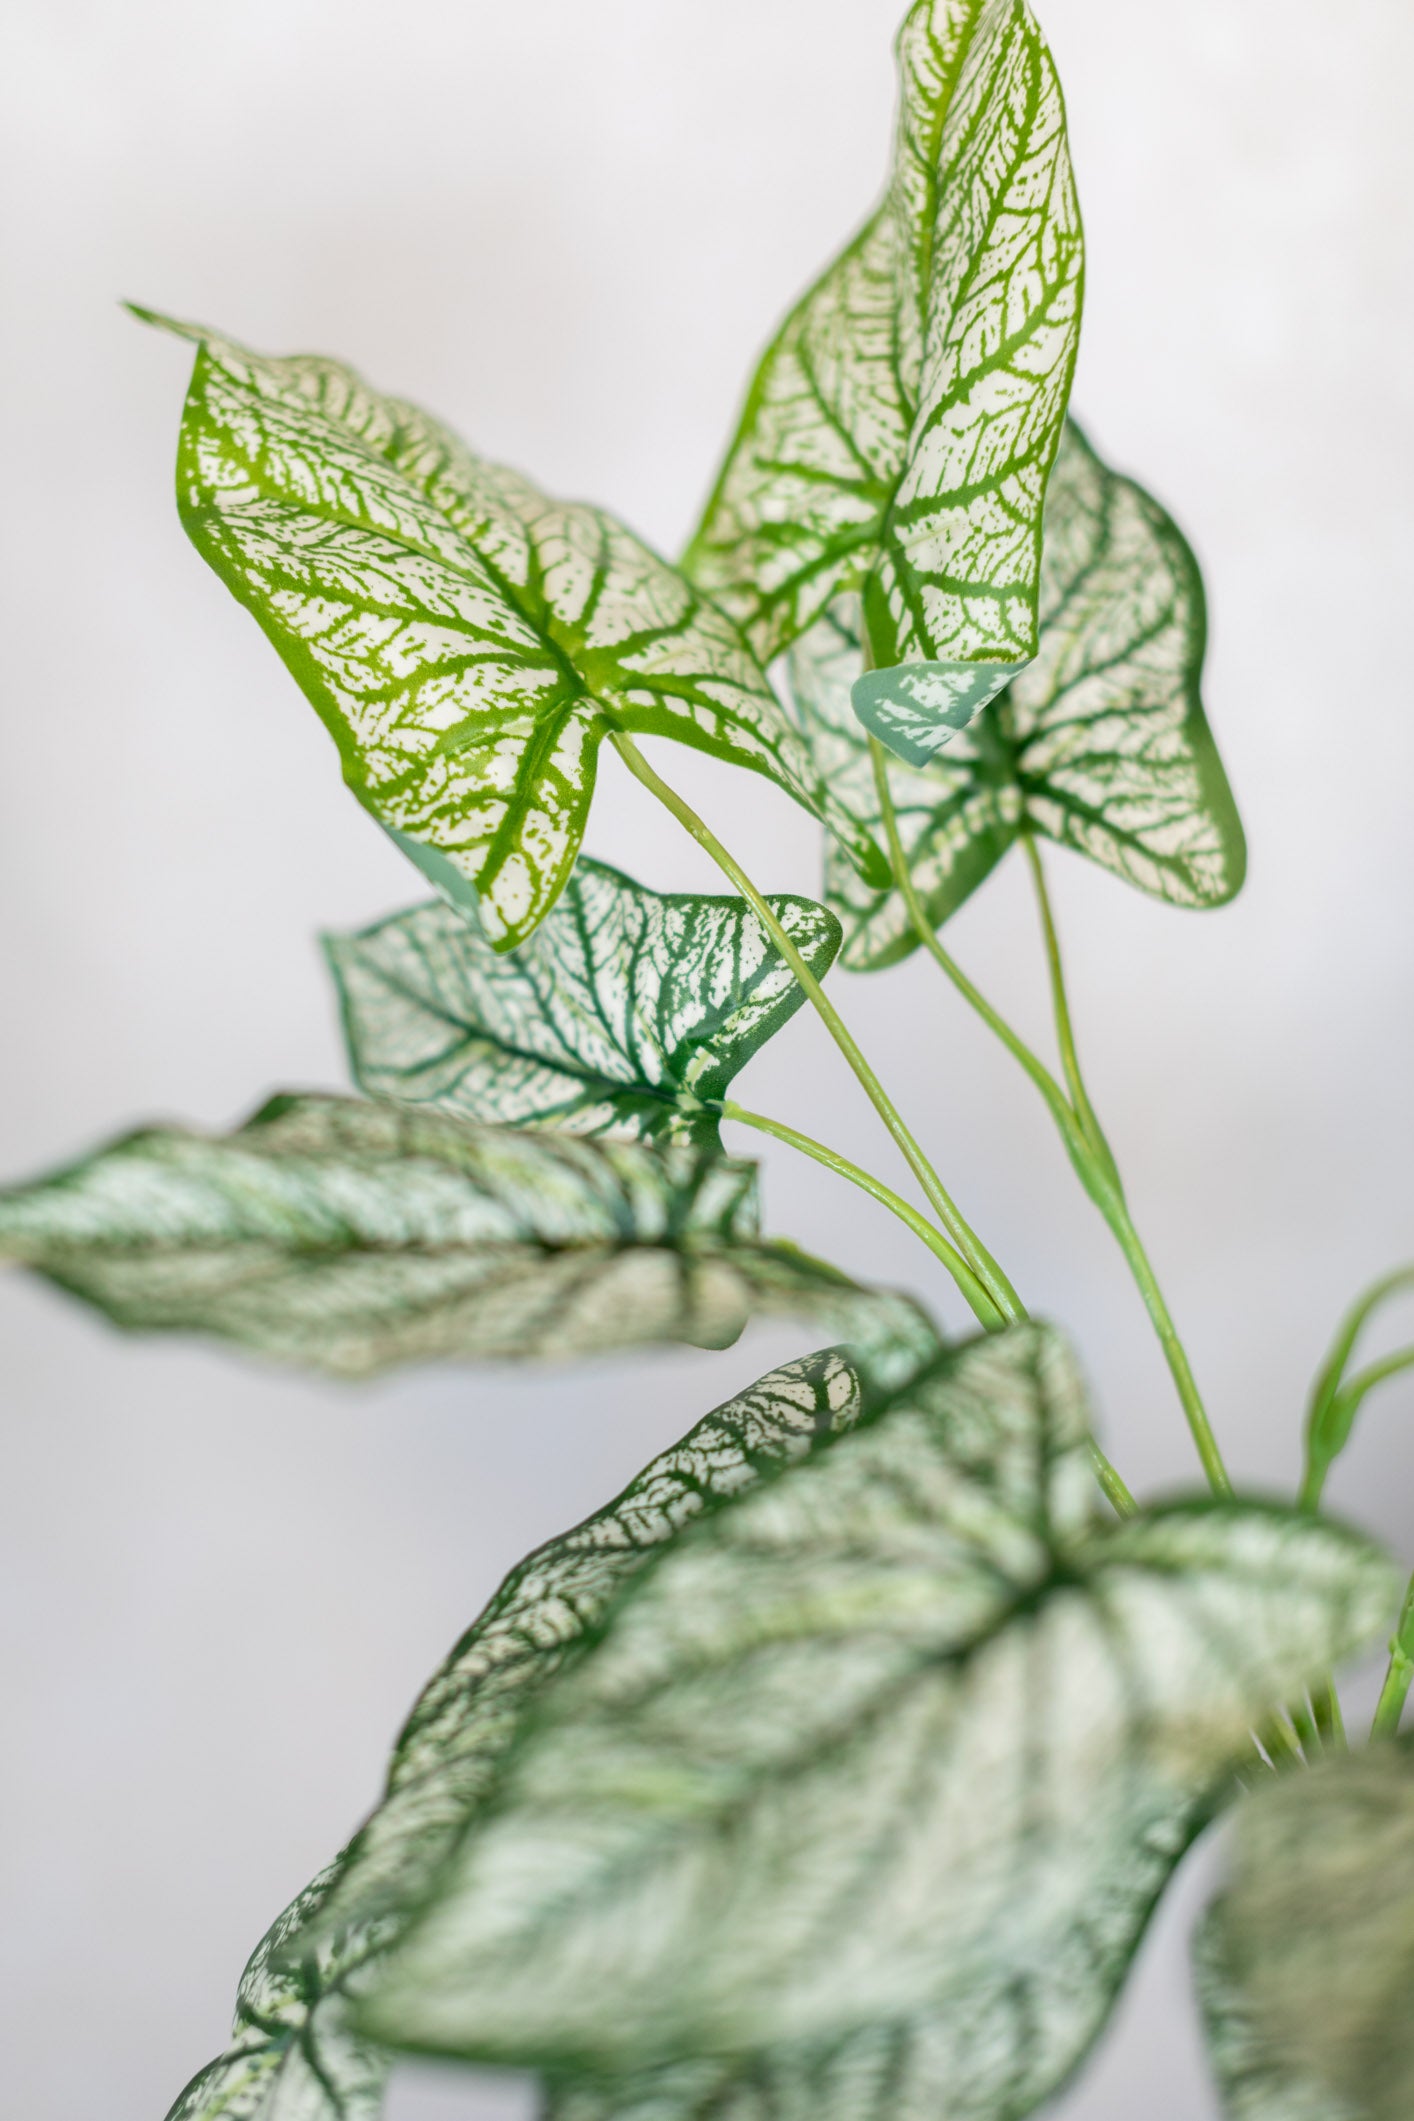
[0,1096,937,1378]
[168,1350,869,2121]
[139,311,882,950]
[685,0,1082,762]
[1195,1742,1414,2121]
[792,422,1246,966]
[358,1324,1393,2111]
[325,859,842,1152]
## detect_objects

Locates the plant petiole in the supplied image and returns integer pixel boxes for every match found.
[611,728,1025,1324]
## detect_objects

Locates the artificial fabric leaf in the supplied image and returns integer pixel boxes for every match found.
[168,1349,870,2121]
[163,1864,386,2121]
[685,0,1082,761]
[791,422,1246,967]
[325,859,842,1152]
[137,312,884,950]
[357,1324,1394,2112]
[1195,1741,1414,2121]
[0,1096,936,1379]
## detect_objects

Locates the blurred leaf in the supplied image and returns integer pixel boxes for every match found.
[358,1325,1392,2104]
[791,423,1245,966]
[686,0,1082,761]
[1195,1742,1414,2121]
[135,311,881,948]
[165,1350,874,2121]
[0,1096,936,1378]
[325,860,842,1152]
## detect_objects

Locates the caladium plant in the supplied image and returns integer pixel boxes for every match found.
[4,2,1413,2119]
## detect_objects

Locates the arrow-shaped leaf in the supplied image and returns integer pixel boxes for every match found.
[162,1348,873,2121]
[356,1325,1393,2110]
[792,422,1246,966]
[137,312,883,949]
[1195,1741,1414,2121]
[325,860,842,1151]
[685,0,1083,760]
[0,1096,936,1378]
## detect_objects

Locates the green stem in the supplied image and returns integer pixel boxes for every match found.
[721,1100,1004,1330]
[1301,1340,1414,1513]
[1372,1576,1414,1740]
[869,741,1233,1499]
[611,730,1025,1324]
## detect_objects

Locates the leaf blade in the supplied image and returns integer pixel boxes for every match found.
[356,1325,1394,2107]
[325,860,842,1151]
[0,1096,937,1378]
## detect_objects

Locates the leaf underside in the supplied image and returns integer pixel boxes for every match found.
[166,1350,871,2121]
[684,0,1083,762]
[358,1325,1393,2121]
[325,859,842,1152]
[790,422,1246,966]
[1195,1741,1414,2121]
[0,1095,936,1379]
[141,310,882,949]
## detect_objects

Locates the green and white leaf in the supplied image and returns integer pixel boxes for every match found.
[138,312,882,950]
[168,1349,871,2121]
[164,1863,387,2121]
[1195,1741,1414,2121]
[0,1095,937,1379]
[357,1323,1393,2113]
[685,0,1083,761]
[325,859,841,1152]
[792,423,1246,966]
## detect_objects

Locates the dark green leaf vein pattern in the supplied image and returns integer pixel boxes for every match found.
[0,1096,936,1378]
[140,312,882,948]
[685,0,1083,760]
[792,423,1246,966]
[359,1324,1393,2121]
[325,860,842,1150]
[163,1350,870,2121]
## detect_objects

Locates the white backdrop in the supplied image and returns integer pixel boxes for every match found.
[3,3,1413,2116]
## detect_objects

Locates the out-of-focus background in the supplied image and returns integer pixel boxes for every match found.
[2,2,1412,2115]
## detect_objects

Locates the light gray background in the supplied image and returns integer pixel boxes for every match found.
[2,2,1412,2115]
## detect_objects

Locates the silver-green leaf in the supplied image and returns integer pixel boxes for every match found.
[325,859,842,1151]
[1195,1741,1414,2121]
[793,422,1246,966]
[685,0,1082,761]
[356,1324,1394,2110]
[136,311,883,949]
[0,1096,936,1378]
[166,1349,872,2121]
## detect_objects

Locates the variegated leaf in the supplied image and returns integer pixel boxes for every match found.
[136,312,883,950]
[0,1096,937,1379]
[792,422,1246,967]
[357,1325,1393,2109]
[685,0,1082,762]
[1195,1742,1414,2121]
[325,860,842,1151]
[167,1350,872,2121]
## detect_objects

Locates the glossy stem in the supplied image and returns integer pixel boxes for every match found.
[720,1100,1004,1330]
[611,730,1025,1324]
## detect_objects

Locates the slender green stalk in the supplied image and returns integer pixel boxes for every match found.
[1301,1340,1414,1513]
[1372,1576,1414,1740]
[611,730,1024,1323]
[721,1100,1004,1330]
[1088,1442,1138,1521]
[868,740,1233,1499]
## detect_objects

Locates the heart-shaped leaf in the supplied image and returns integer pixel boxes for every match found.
[792,422,1246,966]
[0,1096,936,1378]
[685,0,1082,760]
[135,311,883,949]
[325,860,842,1151]
[163,1348,873,2121]
[356,1325,1393,2108]
[1195,1741,1414,2121]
